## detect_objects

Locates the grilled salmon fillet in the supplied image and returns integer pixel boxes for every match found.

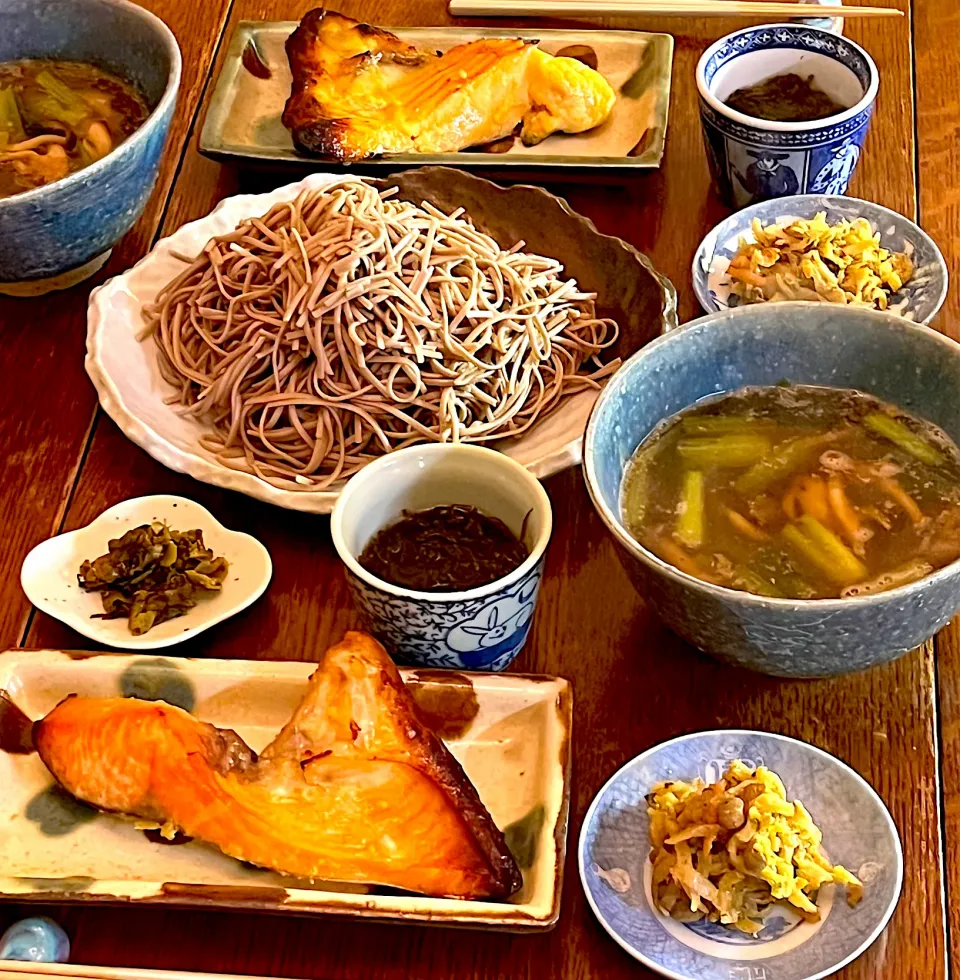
[282,8,616,161]
[34,631,521,900]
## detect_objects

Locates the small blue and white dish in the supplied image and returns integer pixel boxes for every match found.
[0,917,69,963]
[696,25,878,209]
[331,444,552,671]
[691,194,948,324]
[583,302,960,677]
[0,0,181,295]
[579,730,903,980]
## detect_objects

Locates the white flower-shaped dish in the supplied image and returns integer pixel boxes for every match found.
[21,495,272,650]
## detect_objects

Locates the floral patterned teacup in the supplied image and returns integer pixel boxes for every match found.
[696,25,879,209]
[330,445,552,671]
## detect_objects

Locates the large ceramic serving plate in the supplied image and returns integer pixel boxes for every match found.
[0,650,571,930]
[86,167,676,514]
[199,22,674,169]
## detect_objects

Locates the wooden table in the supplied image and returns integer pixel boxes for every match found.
[0,1,954,978]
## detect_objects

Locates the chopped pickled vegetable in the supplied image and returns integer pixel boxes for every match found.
[676,470,705,549]
[864,411,945,466]
[78,523,229,635]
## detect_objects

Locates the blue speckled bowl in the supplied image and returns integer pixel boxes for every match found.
[579,730,902,980]
[583,302,960,677]
[692,195,948,325]
[0,0,180,295]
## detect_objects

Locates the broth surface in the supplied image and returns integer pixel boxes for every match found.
[0,59,149,199]
[724,72,848,122]
[621,385,960,599]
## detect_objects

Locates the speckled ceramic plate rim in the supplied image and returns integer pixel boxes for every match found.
[19,495,272,650]
[199,23,675,169]
[687,196,949,326]
[577,729,904,980]
[0,650,572,930]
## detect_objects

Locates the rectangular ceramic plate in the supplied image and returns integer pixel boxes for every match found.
[0,650,571,931]
[199,22,674,169]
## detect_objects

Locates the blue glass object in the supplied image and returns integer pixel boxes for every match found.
[0,917,70,963]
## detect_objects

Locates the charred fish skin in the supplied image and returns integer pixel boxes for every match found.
[34,632,522,900]
[281,7,615,162]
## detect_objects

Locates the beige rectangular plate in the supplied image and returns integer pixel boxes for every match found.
[0,650,571,931]
[199,22,674,169]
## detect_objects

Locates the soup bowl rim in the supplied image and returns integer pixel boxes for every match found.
[330,442,554,603]
[695,23,879,134]
[582,301,960,610]
[0,0,182,211]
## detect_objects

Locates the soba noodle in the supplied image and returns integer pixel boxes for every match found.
[143,178,620,491]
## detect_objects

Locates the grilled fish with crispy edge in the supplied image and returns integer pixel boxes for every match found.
[282,8,616,161]
[34,631,522,900]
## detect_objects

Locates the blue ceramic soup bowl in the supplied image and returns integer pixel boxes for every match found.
[0,0,180,295]
[331,444,553,672]
[583,302,960,678]
[696,25,878,209]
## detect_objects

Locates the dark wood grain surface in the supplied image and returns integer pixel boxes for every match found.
[0,0,233,652]
[0,1,949,978]
[915,0,960,969]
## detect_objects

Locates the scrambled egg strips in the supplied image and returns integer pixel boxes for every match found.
[648,761,863,934]
[726,212,913,311]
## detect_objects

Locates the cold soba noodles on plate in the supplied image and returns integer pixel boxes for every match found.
[620,385,960,599]
[143,178,619,491]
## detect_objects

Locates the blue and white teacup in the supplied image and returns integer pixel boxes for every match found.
[696,25,879,209]
[331,444,552,672]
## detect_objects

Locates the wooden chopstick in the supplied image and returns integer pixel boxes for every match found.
[0,965,300,980]
[449,0,902,17]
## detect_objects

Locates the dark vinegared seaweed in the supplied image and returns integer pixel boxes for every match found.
[358,505,528,592]
[725,72,848,122]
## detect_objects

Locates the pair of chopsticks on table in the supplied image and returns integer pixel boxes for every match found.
[449,0,902,19]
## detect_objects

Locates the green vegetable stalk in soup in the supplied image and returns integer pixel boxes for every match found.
[0,59,149,199]
[620,385,960,600]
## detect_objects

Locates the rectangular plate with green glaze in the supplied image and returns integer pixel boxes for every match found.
[0,649,572,930]
[199,22,674,169]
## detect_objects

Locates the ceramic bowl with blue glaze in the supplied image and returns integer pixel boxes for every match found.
[696,26,878,209]
[331,444,552,671]
[691,195,948,324]
[583,301,960,677]
[579,730,902,980]
[0,0,181,295]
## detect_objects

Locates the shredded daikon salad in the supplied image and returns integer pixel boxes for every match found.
[648,761,864,935]
[725,213,913,310]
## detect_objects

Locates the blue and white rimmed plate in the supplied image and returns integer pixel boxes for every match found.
[579,730,902,980]
[691,195,948,325]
